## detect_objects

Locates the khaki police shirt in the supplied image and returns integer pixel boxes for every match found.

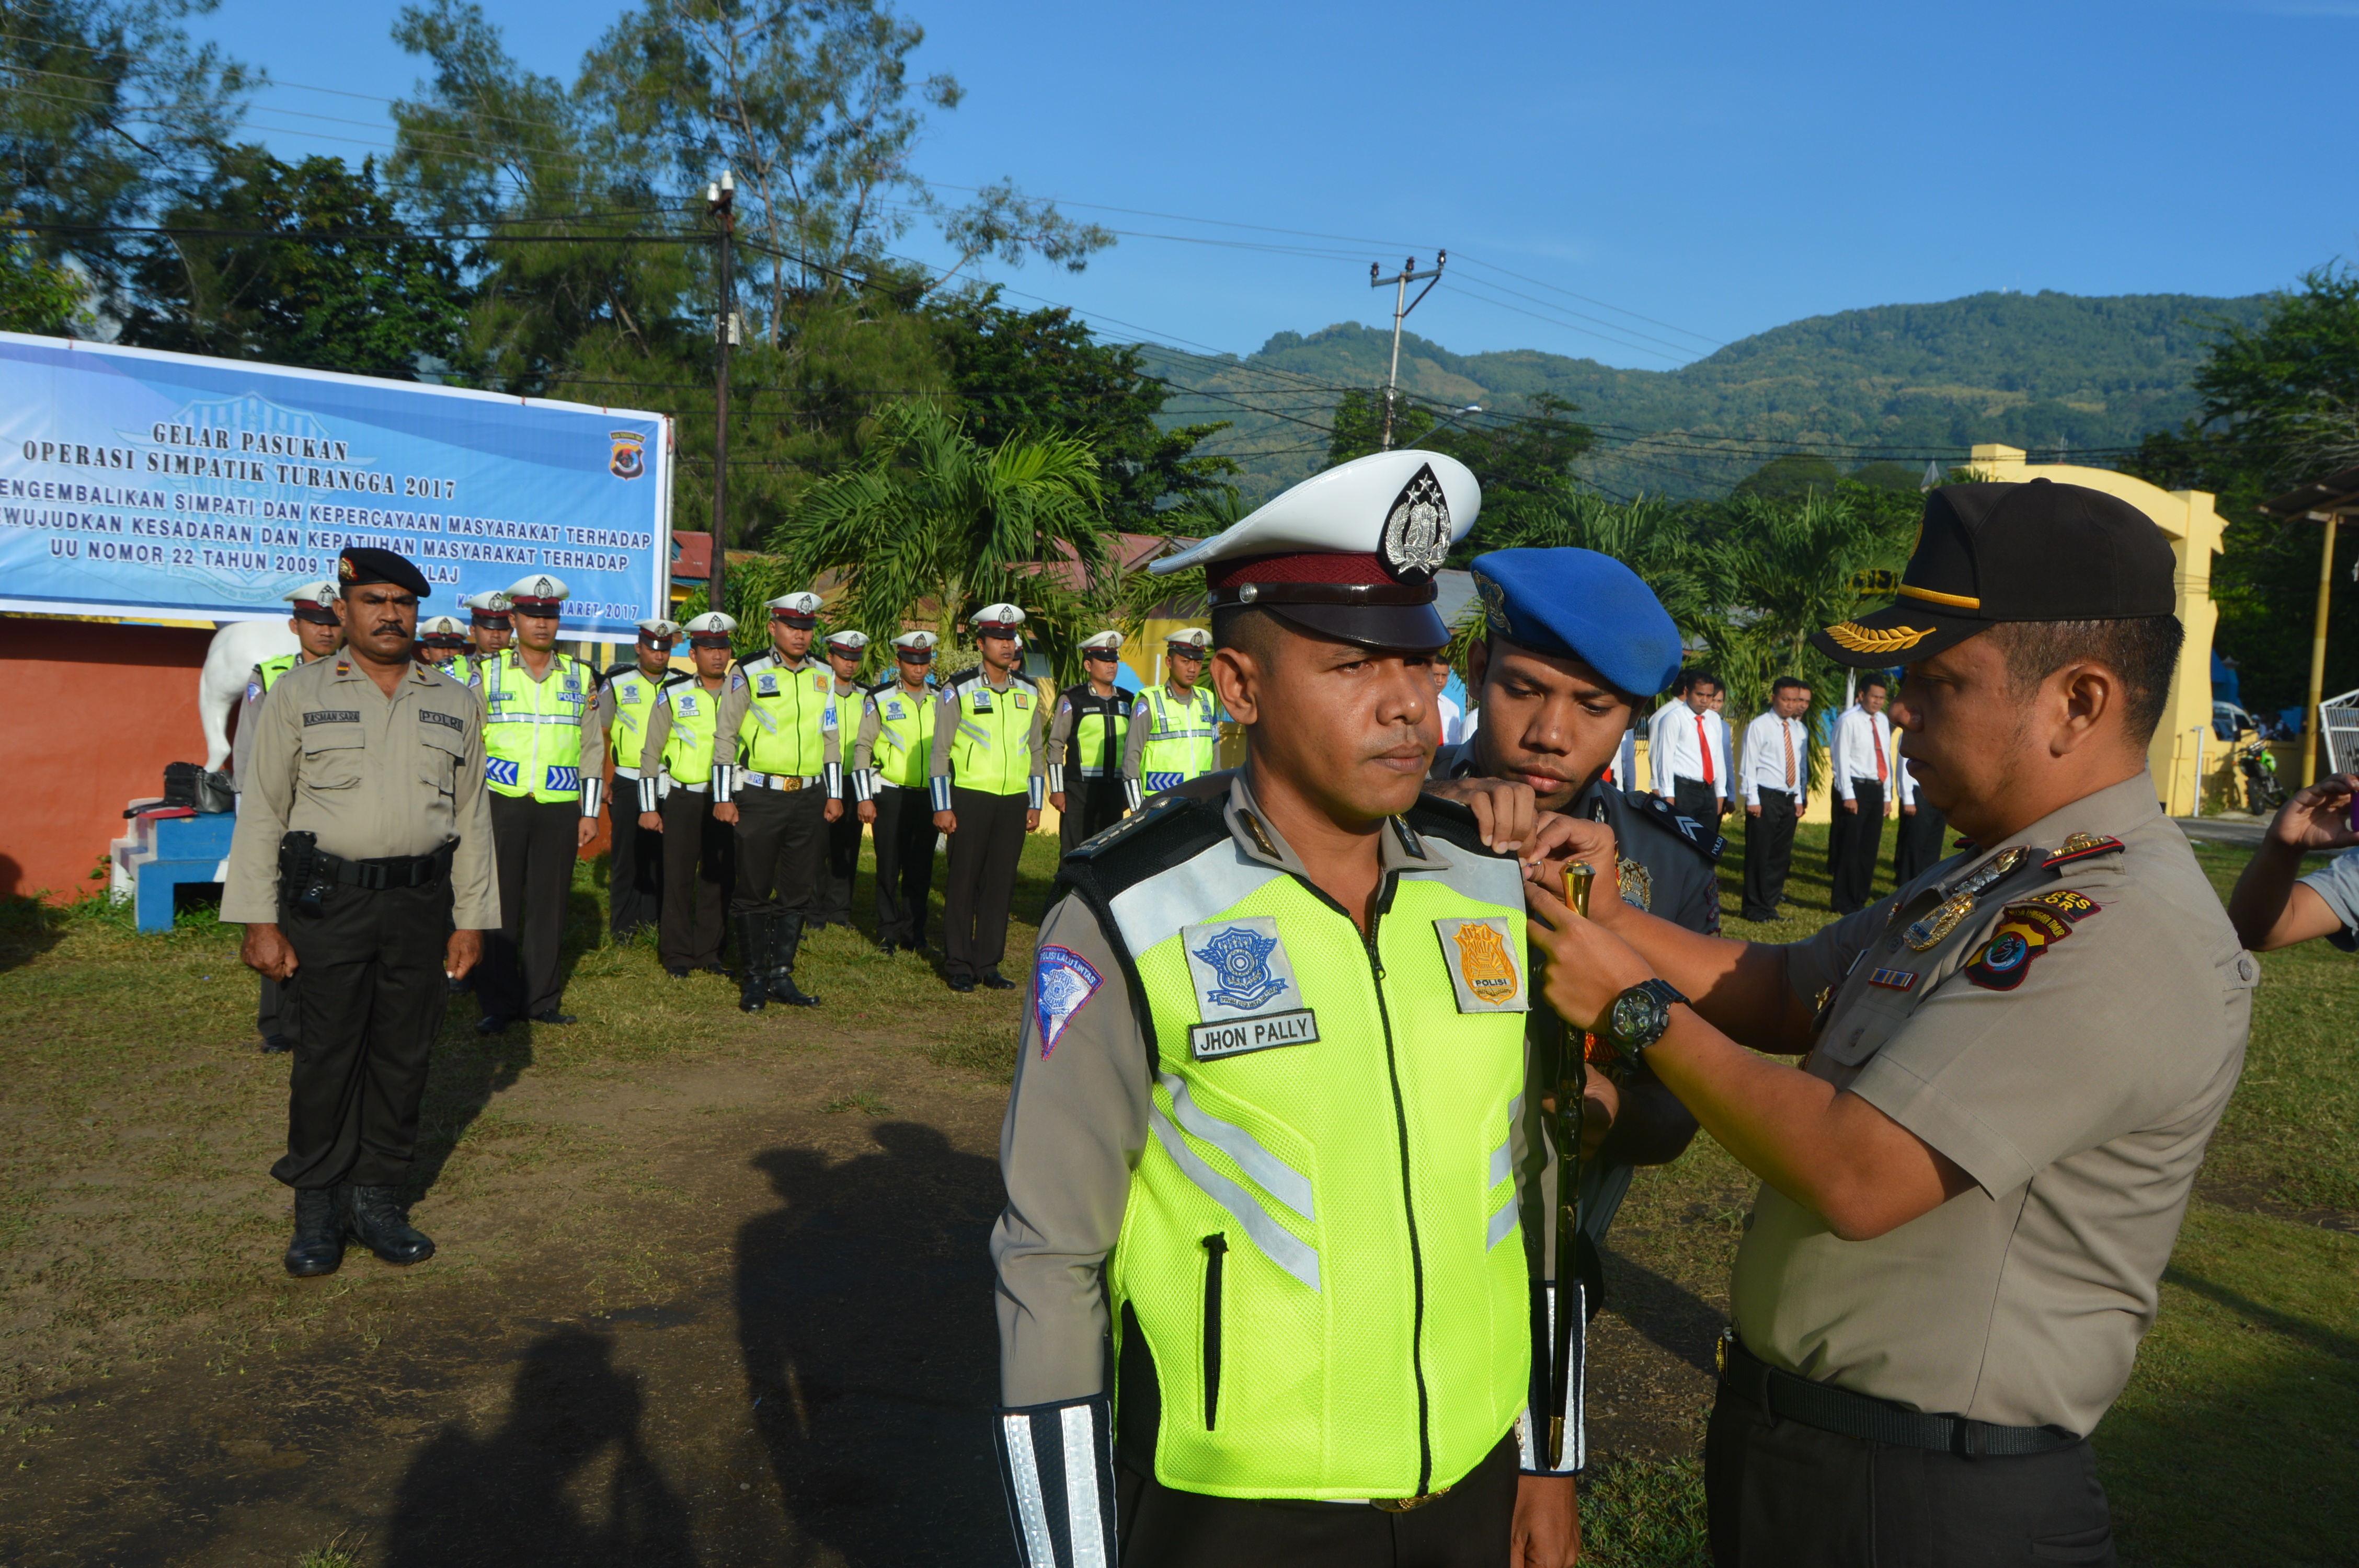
[1734,773,2252,1435]
[222,655,500,928]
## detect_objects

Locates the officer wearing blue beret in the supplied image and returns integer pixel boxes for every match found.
[1427,546,1722,1249]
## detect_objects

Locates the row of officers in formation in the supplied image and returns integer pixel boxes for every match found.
[232,574,1236,1043]
[224,439,2257,1568]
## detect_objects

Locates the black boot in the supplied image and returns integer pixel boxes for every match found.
[344,1185,436,1265]
[767,913,820,1008]
[283,1187,343,1278]
[735,910,769,1012]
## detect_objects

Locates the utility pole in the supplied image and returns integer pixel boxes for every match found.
[706,169,737,618]
[1369,251,1445,450]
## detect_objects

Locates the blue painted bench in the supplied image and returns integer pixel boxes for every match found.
[111,807,239,933]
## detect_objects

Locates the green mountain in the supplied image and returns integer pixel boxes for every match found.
[1147,289,2274,503]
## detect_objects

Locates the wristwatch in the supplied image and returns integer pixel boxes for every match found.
[1605,978,1687,1063]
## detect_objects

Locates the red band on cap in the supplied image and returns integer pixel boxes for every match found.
[1207,551,1396,590]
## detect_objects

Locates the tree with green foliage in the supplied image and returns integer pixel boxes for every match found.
[1731,452,1843,502]
[1324,388,1595,557]
[114,151,472,378]
[1,214,89,331]
[772,399,1110,677]
[2127,266,2359,718]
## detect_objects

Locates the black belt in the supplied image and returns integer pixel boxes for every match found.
[1718,1333,2080,1457]
[322,843,455,891]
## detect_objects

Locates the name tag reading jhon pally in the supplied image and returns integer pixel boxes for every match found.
[1190,1009,1321,1060]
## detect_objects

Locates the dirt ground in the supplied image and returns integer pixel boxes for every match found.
[0,862,1747,1568]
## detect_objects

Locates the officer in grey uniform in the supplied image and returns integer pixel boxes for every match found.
[225,547,498,1278]
[591,616,682,940]
[1527,478,2252,1566]
[1425,547,1717,1250]
[816,627,871,929]
[991,451,1594,1568]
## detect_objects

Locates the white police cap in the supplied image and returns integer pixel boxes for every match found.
[765,591,824,622]
[826,629,872,652]
[462,590,512,618]
[682,612,738,641]
[282,580,339,608]
[635,617,682,638]
[504,574,569,610]
[1148,451,1477,649]
[1164,626,1213,652]
[971,603,1026,633]
[892,631,940,652]
[1079,630,1124,652]
[418,615,468,641]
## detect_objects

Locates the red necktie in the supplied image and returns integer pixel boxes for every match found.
[1697,715,1714,786]
[1783,721,1795,789]
[1871,717,1887,782]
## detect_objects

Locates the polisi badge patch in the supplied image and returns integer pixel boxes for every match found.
[1433,917,1530,1013]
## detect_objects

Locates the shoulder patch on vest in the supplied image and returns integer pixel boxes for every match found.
[1032,946,1104,1058]
[1435,917,1530,1012]
[1064,792,1210,865]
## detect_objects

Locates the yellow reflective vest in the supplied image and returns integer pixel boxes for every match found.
[476,650,590,801]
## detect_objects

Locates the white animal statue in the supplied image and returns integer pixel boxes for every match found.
[199,619,302,774]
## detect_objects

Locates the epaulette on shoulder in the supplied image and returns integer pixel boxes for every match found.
[1633,792,1726,863]
[1057,793,1230,902]
[1405,793,1495,858]
[659,669,693,688]
[2042,833,2125,871]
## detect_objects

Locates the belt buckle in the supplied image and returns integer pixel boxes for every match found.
[780,775,802,791]
[1370,1482,1452,1514]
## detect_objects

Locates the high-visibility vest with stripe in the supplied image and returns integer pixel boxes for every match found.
[1136,685,1220,792]
[1098,813,1531,1500]
[659,678,724,788]
[1061,685,1130,779]
[604,666,668,775]
[944,674,1036,797]
[867,681,934,789]
[477,651,589,801]
[257,652,299,693]
[736,656,835,779]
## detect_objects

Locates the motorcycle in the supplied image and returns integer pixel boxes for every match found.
[2236,734,2285,815]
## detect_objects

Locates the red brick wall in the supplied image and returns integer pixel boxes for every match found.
[4,618,212,903]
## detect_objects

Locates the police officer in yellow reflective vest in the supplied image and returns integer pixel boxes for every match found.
[1047,629,1132,852]
[715,590,842,1011]
[817,628,872,930]
[467,573,605,1033]
[593,616,681,940]
[452,590,513,685]
[992,450,1587,1566]
[638,613,737,979]
[233,579,347,1054]
[931,603,1045,993]
[1123,625,1220,811]
[852,630,940,955]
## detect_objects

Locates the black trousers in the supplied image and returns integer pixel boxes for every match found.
[606,773,663,938]
[1706,1381,2114,1567]
[1742,788,1797,920]
[1894,801,1950,886]
[257,972,299,1046]
[272,878,452,1190]
[1674,777,1724,826]
[816,806,862,927]
[657,786,732,970]
[871,785,937,948]
[943,786,1027,981]
[483,793,579,1020]
[1829,782,1886,914]
[731,782,827,918]
[1061,776,1129,854]
[1115,1433,1517,1568]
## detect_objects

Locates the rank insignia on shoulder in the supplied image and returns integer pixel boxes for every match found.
[2024,888,2102,922]
[1391,816,1427,859]
[1434,917,1529,1013]
[1032,946,1103,1058]
[2043,834,2124,870]
[1963,905,2076,991]
[1867,967,1918,990]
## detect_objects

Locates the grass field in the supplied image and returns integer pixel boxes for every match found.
[0,810,2352,1566]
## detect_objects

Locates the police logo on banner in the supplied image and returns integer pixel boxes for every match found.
[1182,917,1318,1061]
[1032,946,1102,1058]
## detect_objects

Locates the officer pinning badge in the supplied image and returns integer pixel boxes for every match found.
[1963,904,2077,991]
[1380,463,1452,580]
[1434,917,1529,1013]
[2043,834,2124,870]
[1032,946,1103,1058]
[1186,919,1298,1018]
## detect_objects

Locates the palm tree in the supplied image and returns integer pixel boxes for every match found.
[770,400,1112,669]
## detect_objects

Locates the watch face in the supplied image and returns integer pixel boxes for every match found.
[1612,990,1654,1041]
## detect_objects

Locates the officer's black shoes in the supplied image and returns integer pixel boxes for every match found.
[979,971,1016,990]
[529,1011,576,1025]
[475,1013,512,1036]
[260,1033,294,1055]
[877,941,899,957]
[446,972,475,996]
[738,976,767,1012]
[283,1188,343,1278]
[697,964,729,977]
[734,912,771,1011]
[344,1186,436,1265]
[948,974,976,994]
[768,974,820,1008]
[667,966,692,979]
[765,916,819,1007]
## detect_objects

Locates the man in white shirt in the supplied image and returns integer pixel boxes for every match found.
[1651,672,1734,826]
[1429,660,1467,745]
[1891,741,1949,884]
[1827,673,1895,913]
[1740,676,1812,921]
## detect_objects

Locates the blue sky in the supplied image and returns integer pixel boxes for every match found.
[193,0,2359,370]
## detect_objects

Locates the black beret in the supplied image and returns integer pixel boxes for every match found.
[338,547,431,597]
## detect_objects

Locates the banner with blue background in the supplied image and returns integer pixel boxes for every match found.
[1,333,671,638]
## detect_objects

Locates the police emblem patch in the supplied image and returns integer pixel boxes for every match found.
[758,675,778,695]
[1434,917,1529,1012]
[1032,946,1103,1057]
[1963,905,2075,991]
[1380,463,1451,580]
[1183,918,1299,1021]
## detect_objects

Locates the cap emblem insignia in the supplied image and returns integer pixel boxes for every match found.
[1826,621,1933,654]
[534,577,554,597]
[1381,464,1451,580]
[337,556,355,581]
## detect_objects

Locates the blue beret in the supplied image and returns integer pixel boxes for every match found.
[1468,547,1683,697]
